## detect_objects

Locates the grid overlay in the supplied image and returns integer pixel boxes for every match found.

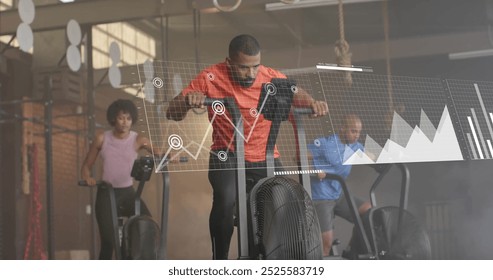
[315,72,463,165]
[446,80,493,160]
[134,60,486,173]
[137,61,211,172]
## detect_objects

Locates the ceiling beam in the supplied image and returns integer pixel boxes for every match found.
[127,20,161,38]
[0,0,283,36]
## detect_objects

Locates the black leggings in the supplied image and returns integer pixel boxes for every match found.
[95,186,151,260]
[208,152,283,260]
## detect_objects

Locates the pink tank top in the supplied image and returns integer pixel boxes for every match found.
[100,130,138,188]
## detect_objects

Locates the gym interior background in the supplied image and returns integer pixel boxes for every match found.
[2,0,493,260]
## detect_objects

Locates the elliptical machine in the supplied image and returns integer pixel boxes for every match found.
[79,155,169,259]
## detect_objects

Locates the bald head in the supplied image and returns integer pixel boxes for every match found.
[340,114,362,144]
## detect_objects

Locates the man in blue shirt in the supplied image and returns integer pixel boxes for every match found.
[308,114,371,257]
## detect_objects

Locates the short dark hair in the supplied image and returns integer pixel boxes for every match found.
[106,99,138,126]
[340,113,362,130]
[228,34,261,58]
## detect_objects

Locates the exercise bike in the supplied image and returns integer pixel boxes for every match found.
[339,163,432,260]
[293,113,432,260]
[78,156,169,259]
[203,78,323,260]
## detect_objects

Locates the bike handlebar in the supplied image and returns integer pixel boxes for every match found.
[204,97,314,115]
[203,97,215,106]
[292,108,314,115]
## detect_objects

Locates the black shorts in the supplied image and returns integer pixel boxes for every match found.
[314,194,366,232]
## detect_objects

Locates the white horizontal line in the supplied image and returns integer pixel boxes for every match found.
[316,65,364,72]
[274,170,323,176]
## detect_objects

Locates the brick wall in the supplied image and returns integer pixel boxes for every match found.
[21,101,97,259]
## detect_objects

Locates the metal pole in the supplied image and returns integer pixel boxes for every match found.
[293,111,312,196]
[159,170,170,259]
[159,15,166,61]
[85,25,98,259]
[0,75,4,259]
[43,76,55,259]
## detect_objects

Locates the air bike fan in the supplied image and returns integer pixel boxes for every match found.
[248,78,323,260]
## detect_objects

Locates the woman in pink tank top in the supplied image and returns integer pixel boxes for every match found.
[81,99,159,259]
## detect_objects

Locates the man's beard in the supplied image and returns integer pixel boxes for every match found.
[236,77,255,88]
[229,68,255,87]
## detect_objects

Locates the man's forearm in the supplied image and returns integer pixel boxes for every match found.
[292,88,315,107]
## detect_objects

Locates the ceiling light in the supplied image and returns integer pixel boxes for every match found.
[265,0,382,11]
[448,49,493,60]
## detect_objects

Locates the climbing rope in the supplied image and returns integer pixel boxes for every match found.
[334,0,353,87]
[23,143,47,260]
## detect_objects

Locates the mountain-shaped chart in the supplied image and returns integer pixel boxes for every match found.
[344,106,464,165]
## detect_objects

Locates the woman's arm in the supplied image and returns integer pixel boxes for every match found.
[80,132,104,186]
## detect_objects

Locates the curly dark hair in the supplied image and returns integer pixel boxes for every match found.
[106,99,138,126]
[228,34,261,59]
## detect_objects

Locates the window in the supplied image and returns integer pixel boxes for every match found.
[91,22,156,69]
[0,0,13,11]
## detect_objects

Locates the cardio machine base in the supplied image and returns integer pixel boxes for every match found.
[344,206,432,260]
[122,215,160,260]
[249,176,323,260]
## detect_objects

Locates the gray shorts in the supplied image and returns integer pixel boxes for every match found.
[313,194,367,232]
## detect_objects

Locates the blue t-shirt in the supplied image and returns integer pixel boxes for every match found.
[308,134,364,200]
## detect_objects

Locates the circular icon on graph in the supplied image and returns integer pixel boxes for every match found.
[212,100,226,115]
[314,139,321,147]
[207,72,215,81]
[264,82,277,96]
[152,77,164,88]
[291,85,298,94]
[168,134,183,150]
[217,151,228,162]
[249,108,259,118]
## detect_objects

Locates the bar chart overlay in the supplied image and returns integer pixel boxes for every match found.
[447,81,493,160]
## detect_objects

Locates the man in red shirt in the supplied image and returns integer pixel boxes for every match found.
[167,34,328,259]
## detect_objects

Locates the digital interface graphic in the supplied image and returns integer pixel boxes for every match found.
[135,61,332,173]
[446,80,493,160]
[133,60,493,173]
[312,72,464,165]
